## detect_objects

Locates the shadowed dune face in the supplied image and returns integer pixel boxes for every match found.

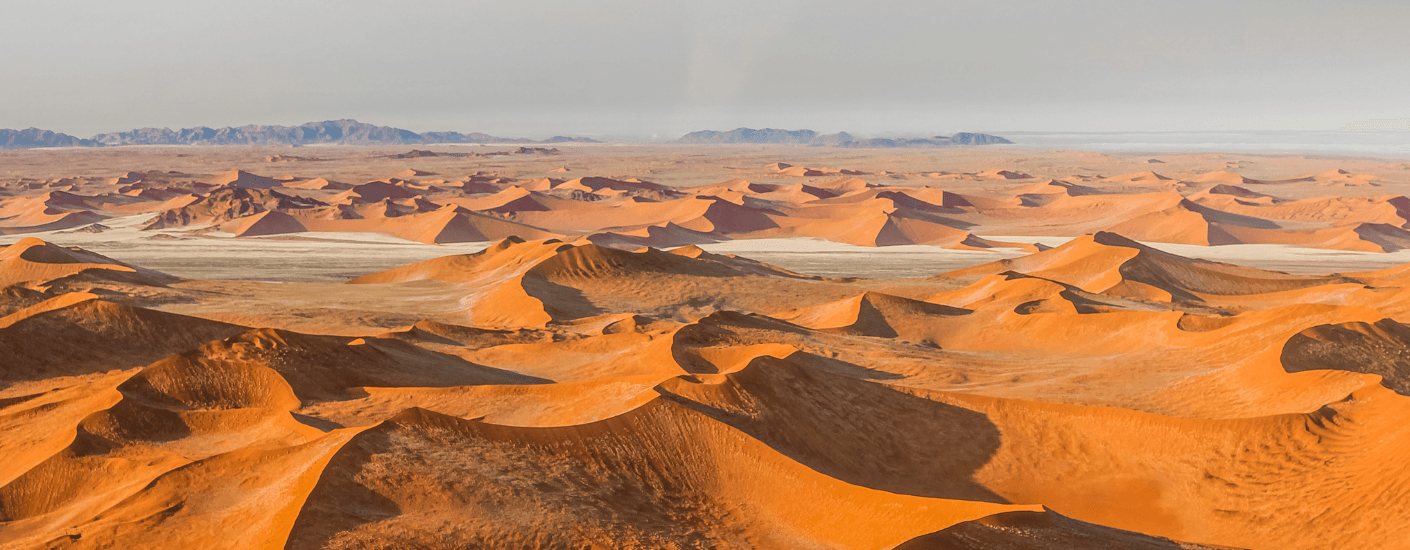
[895,509,1234,550]
[1281,319,1410,395]
[656,356,1007,503]
[10,144,1410,549]
[0,297,245,384]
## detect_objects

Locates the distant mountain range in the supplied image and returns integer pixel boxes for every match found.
[1,121,1012,150]
[0,128,99,149]
[676,128,822,145]
[0,119,601,150]
[675,128,1013,147]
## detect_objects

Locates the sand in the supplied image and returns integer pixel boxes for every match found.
[4,145,1410,548]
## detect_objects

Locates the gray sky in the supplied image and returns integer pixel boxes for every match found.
[3,0,1408,138]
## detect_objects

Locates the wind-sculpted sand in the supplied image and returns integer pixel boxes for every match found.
[5,145,1410,255]
[4,146,1410,549]
[5,231,1410,549]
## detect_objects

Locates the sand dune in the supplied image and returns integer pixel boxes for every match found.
[350,237,894,326]
[144,185,324,230]
[1189,170,1263,185]
[4,158,1410,254]
[0,295,243,385]
[773,291,970,339]
[585,221,719,248]
[281,177,351,191]
[220,210,306,237]
[947,231,1349,300]
[0,238,172,288]
[4,231,1410,548]
[204,169,282,189]
[0,193,109,234]
[285,403,1026,550]
[897,509,1236,549]
[7,147,1410,548]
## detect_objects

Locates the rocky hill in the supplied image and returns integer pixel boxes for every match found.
[0,120,601,149]
[677,128,819,144]
[836,132,1014,147]
[0,128,98,150]
[677,128,1012,146]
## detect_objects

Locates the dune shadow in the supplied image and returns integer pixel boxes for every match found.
[520,273,604,321]
[896,509,1219,549]
[781,350,907,380]
[1281,319,1410,396]
[283,429,403,549]
[291,413,344,432]
[658,355,1008,503]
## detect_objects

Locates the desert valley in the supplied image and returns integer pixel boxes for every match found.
[4,143,1410,549]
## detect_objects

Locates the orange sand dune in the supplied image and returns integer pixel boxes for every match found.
[328,180,421,203]
[351,237,893,326]
[281,177,352,190]
[150,327,548,402]
[144,185,324,230]
[658,355,1410,549]
[931,169,1033,181]
[281,403,1028,550]
[947,231,1347,299]
[7,157,1409,252]
[300,205,559,244]
[773,291,970,339]
[584,221,720,249]
[219,210,307,236]
[776,165,861,177]
[1188,170,1265,185]
[0,192,109,234]
[203,169,282,189]
[1102,170,1173,184]
[442,185,550,212]
[394,168,435,179]
[1308,168,1382,187]
[0,238,171,289]
[9,148,1410,548]
[0,295,243,386]
[3,231,1409,548]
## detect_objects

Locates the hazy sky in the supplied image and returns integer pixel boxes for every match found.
[3,0,1408,138]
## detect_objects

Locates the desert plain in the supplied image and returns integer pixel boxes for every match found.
[4,144,1410,549]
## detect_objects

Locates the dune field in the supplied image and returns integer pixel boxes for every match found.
[4,145,1410,549]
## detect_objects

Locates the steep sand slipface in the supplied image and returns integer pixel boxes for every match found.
[896,510,1237,550]
[8,145,1410,548]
